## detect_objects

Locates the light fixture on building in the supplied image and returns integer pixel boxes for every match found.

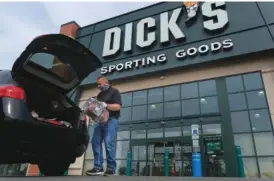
[258,91,264,96]
[150,104,156,109]
[254,113,260,119]
[200,98,207,104]
[160,76,165,80]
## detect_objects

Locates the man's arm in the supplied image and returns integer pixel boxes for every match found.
[106,89,122,111]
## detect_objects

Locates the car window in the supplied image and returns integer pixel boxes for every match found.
[27,52,78,83]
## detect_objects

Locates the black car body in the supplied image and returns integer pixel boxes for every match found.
[0,34,102,176]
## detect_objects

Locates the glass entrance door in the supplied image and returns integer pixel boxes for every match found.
[202,123,226,177]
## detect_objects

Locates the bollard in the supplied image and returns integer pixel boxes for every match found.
[192,152,202,177]
[235,145,245,177]
[126,151,132,176]
[164,148,169,176]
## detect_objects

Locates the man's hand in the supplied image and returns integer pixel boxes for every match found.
[101,102,108,108]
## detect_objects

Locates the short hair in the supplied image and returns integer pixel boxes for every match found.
[97,75,109,83]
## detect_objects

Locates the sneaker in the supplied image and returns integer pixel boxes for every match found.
[86,168,104,176]
[104,168,115,176]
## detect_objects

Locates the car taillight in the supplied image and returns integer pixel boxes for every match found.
[0,85,25,100]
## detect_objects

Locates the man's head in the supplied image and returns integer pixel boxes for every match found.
[96,76,110,92]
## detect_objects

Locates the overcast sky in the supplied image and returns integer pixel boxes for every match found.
[0,1,155,70]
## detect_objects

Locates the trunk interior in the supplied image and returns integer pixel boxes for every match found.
[16,74,81,128]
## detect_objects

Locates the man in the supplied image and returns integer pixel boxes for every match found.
[86,76,122,176]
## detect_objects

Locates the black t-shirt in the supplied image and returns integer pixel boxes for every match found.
[96,86,122,119]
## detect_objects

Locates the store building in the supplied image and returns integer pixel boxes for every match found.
[25,1,274,178]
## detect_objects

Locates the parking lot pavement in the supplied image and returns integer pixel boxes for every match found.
[0,176,273,181]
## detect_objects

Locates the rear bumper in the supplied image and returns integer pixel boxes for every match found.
[0,98,89,164]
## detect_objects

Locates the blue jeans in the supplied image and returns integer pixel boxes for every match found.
[91,117,118,172]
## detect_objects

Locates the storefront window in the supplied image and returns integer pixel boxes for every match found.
[164,85,180,101]
[131,130,146,139]
[228,93,247,111]
[132,105,147,121]
[148,88,163,104]
[225,75,244,93]
[246,90,267,109]
[200,96,219,114]
[242,158,259,178]
[117,131,130,140]
[164,101,181,118]
[121,92,132,107]
[120,107,132,122]
[148,103,163,119]
[258,157,274,178]
[231,111,251,133]
[234,134,255,156]
[181,82,198,99]
[165,127,181,137]
[243,72,263,91]
[181,99,200,116]
[116,160,127,176]
[116,141,130,159]
[147,128,163,138]
[249,109,272,132]
[199,79,217,97]
[133,90,147,106]
[253,132,274,156]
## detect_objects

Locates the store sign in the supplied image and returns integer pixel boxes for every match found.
[102,1,229,57]
[101,38,233,74]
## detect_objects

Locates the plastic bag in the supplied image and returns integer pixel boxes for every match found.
[81,97,109,124]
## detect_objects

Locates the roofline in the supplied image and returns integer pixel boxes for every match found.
[61,21,81,28]
[78,2,165,30]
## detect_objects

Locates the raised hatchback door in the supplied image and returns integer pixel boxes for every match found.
[11,34,102,94]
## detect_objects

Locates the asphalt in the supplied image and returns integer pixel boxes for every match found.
[0,176,273,181]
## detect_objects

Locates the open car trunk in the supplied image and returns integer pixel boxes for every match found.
[10,34,102,127]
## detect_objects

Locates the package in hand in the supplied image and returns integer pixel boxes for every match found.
[81,97,109,123]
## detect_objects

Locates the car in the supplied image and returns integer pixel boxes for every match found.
[0,34,102,176]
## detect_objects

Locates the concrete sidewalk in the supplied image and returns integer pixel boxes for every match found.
[0,176,273,181]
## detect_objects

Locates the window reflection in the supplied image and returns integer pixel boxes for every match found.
[246,90,267,109]
[253,132,274,156]
[148,103,163,119]
[133,90,147,106]
[225,75,244,93]
[121,92,132,107]
[164,101,181,118]
[165,127,181,137]
[200,96,219,114]
[199,80,217,97]
[234,134,255,156]
[182,99,200,116]
[231,111,251,133]
[116,141,130,159]
[181,82,198,99]
[120,107,132,122]
[147,128,163,138]
[132,130,146,139]
[116,160,127,176]
[148,88,163,104]
[228,93,247,111]
[258,157,274,179]
[249,109,272,132]
[242,158,259,178]
[164,85,180,101]
[202,124,221,135]
[117,131,130,140]
[132,105,147,121]
[243,72,263,91]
